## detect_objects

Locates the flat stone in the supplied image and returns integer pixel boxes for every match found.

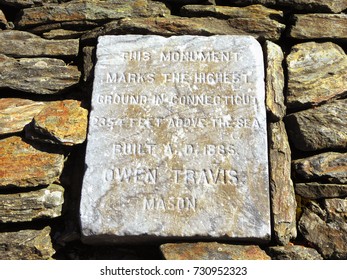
[0,54,81,94]
[0,136,64,187]
[0,98,47,135]
[80,17,250,45]
[82,46,95,83]
[80,35,270,242]
[42,29,86,39]
[264,41,285,121]
[0,184,64,222]
[0,0,60,8]
[27,21,100,34]
[298,202,347,259]
[293,152,347,184]
[180,5,284,41]
[165,0,215,4]
[290,14,347,40]
[285,99,347,151]
[286,42,347,109]
[225,0,347,13]
[16,0,170,28]
[161,242,270,260]
[0,227,55,260]
[26,100,88,146]
[267,245,323,260]
[0,30,79,57]
[269,121,297,245]
[296,183,347,199]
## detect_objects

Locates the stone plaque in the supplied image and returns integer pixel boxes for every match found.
[80,35,270,242]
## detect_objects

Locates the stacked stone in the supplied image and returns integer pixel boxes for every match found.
[0,0,346,259]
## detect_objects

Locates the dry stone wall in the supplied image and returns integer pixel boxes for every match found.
[0,0,346,260]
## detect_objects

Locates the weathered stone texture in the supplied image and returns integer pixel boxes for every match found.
[0,184,64,222]
[0,30,79,57]
[180,5,285,41]
[82,46,95,83]
[286,42,347,109]
[0,136,64,187]
[285,99,347,151]
[0,98,47,135]
[0,0,60,8]
[226,0,347,13]
[264,41,285,121]
[0,9,9,29]
[81,35,270,241]
[269,121,297,245]
[296,183,347,199]
[324,198,347,225]
[16,0,170,28]
[26,100,88,145]
[0,54,81,94]
[299,202,347,259]
[42,28,85,39]
[27,20,100,34]
[0,227,55,260]
[290,14,347,40]
[161,243,270,260]
[293,152,347,184]
[267,245,323,260]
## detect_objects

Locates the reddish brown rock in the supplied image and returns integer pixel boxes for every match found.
[0,184,64,222]
[0,136,64,187]
[269,121,297,245]
[285,99,347,151]
[0,227,55,260]
[160,242,270,260]
[0,54,81,94]
[0,98,47,135]
[26,100,88,145]
[180,4,284,41]
[286,42,347,109]
[225,0,347,13]
[0,30,79,57]
[293,152,347,184]
[290,14,347,40]
[16,0,170,28]
[265,41,285,121]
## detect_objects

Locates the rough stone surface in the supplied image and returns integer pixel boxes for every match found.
[27,20,100,34]
[81,35,270,242]
[293,152,347,184]
[82,46,95,83]
[0,54,81,94]
[295,183,347,199]
[0,0,60,8]
[285,99,347,151]
[267,245,323,260]
[0,98,47,135]
[0,227,55,260]
[299,202,347,259]
[0,136,64,187]
[324,198,347,225]
[16,0,170,28]
[160,242,270,260]
[26,100,88,146]
[180,5,285,41]
[42,28,86,39]
[264,41,285,121]
[269,121,297,245]
[290,14,347,40]
[0,30,79,57]
[286,42,347,109]
[226,0,347,13]
[0,184,64,222]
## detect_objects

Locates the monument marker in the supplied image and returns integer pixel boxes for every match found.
[80,35,270,242]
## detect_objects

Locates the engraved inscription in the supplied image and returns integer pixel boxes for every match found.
[81,35,270,241]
